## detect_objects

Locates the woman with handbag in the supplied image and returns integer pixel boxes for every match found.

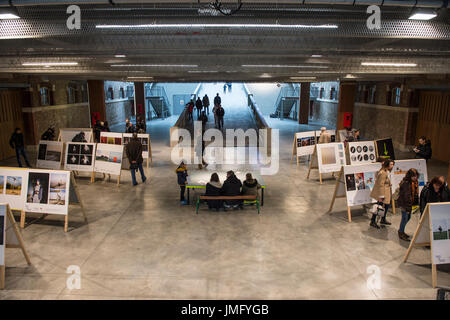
[369,159,395,229]
[396,168,419,241]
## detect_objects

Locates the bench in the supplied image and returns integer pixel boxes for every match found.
[196,195,260,214]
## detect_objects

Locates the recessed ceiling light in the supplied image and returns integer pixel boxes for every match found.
[311,55,322,58]
[97,24,338,29]
[290,77,317,80]
[111,64,198,68]
[242,65,328,69]
[187,71,218,73]
[22,62,78,66]
[361,62,417,67]
[115,55,126,58]
[408,9,437,20]
[0,7,20,20]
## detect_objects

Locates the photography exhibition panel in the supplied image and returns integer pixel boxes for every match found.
[24,169,71,215]
[123,133,151,159]
[0,168,29,211]
[59,128,93,143]
[94,143,124,176]
[344,163,382,207]
[316,142,346,174]
[429,202,450,265]
[64,142,96,172]
[391,159,428,193]
[36,141,64,170]
[295,131,316,157]
[100,132,123,145]
[375,138,395,161]
[348,141,377,165]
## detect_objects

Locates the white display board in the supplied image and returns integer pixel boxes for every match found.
[59,128,93,143]
[348,141,377,165]
[316,142,345,174]
[64,143,96,172]
[36,140,63,169]
[100,132,123,145]
[24,169,71,215]
[0,205,5,266]
[429,203,450,265]
[123,133,150,159]
[94,143,123,176]
[0,168,29,211]
[315,129,336,143]
[391,159,428,193]
[295,131,316,157]
[343,163,382,207]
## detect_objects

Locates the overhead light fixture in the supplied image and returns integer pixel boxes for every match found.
[187,70,218,73]
[112,64,198,68]
[311,55,322,58]
[344,74,357,79]
[408,9,437,20]
[290,77,316,80]
[361,62,417,67]
[22,62,79,66]
[115,55,126,58]
[259,73,272,78]
[97,24,338,29]
[0,6,20,20]
[127,76,153,79]
[242,65,328,69]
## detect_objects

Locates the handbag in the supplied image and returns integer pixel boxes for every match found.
[130,162,138,170]
[371,203,385,216]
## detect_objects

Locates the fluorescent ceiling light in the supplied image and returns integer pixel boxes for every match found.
[290,77,316,80]
[127,76,153,79]
[361,62,417,67]
[22,62,78,66]
[115,55,126,58]
[188,71,218,73]
[97,24,338,29]
[242,65,328,69]
[408,9,437,20]
[0,7,20,20]
[311,55,322,58]
[112,64,198,68]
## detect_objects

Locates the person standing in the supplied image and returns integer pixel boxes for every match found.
[212,103,219,128]
[127,122,136,134]
[9,128,31,168]
[202,94,210,115]
[216,104,225,130]
[397,169,419,241]
[176,161,188,205]
[214,93,221,107]
[318,127,331,144]
[413,136,432,162]
[369,159,395,228]
[125,133,147,186]
[439,176,450,202]
[125,118,131,133]
[187,101,194,121]
[223,84,227,94]
[195,97,203,120]
[419,176,443,217]
[347,129,361,142]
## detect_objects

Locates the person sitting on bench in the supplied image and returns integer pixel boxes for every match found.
[221,170,243,210]
[242,173,261,203]
[205,173,223,211]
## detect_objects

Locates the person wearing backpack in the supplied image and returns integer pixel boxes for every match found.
[396,168,419,241]
[216,105,225,129]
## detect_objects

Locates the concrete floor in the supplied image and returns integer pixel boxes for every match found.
[1,112,449,300]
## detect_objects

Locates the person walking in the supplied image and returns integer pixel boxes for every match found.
[125,133,147,186]
[214,93,221,107]
[187,101,194,121]
[419,176,443,217]
[9,128,31,168]
[195,97,203,120]
[202,94,210,115]
[397,169,419,241]
[205,173,223,211]
[176,161,188,205]
[212,103,219,128]
[223,84,227,94]
[369,159,395,228]
[318,127,331,144]
[413,136,432,162]
[216,104,225,130]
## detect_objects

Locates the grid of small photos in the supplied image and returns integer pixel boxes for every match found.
[66,143,94,167]
[349,142,376,164]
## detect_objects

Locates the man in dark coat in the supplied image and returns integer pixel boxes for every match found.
[9,128,31,167]
[195,97,203,120]
[216,105,225,129]
[419,177,442,217]
[214,93,221,107]
[202,94,210,115]
[126,133,147,186]
[221,170,242,209]
[413,136,432,161]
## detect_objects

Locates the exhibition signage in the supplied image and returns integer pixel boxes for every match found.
[36,140,64,170]
[404,202,450,288]
[123,133,152,166]
[315,130,336,143]
[94,143,124,176]
[316,142,345,174]
[294,131,316,157]
[100,132,123,145]
[0,167,29,211]
[375,138,395,161]
[58,128,93,143]
[64,142,96,172]
[347,141,377,165]
[390,159,428,193]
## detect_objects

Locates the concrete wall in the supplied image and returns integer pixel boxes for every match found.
[310,100,338,129]
[154,83,199,114]
[353,103,418,151]
[245,83,286,115]
[105,98,134,129]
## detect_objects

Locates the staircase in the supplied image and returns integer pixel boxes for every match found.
[271,84,300,120]
[145,85,171,119]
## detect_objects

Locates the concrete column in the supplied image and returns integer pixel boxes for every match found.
[88,80,106,125]
[336,82,356,131]
[134,82,146,130]
[299,82,310,124]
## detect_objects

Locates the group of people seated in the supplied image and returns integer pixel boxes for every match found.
[205,170,261,211]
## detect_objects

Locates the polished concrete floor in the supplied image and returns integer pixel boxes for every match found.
[0,116,449,300]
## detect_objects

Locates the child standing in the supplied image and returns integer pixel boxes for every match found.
[176,161,188,205]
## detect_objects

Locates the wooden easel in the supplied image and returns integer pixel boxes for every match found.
[58,129,94,178]
[20,172,88,232]
[291,135,299,166]
[1,203,32,289]
[148,134,153,168]
[327,167,353,222]
[403,203,450,288]
[306,146,324,184]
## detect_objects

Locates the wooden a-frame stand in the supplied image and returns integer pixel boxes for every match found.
[306,145,335,184]
[403,204,437,288]
[20,172,88,232]
[1,203,32,290]
[290,134,312,167]
[327,167,353,222]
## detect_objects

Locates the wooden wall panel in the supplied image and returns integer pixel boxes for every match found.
[0,90,25,160]
[416,91,450,163]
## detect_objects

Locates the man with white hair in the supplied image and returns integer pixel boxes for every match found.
[318,127,331,144]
